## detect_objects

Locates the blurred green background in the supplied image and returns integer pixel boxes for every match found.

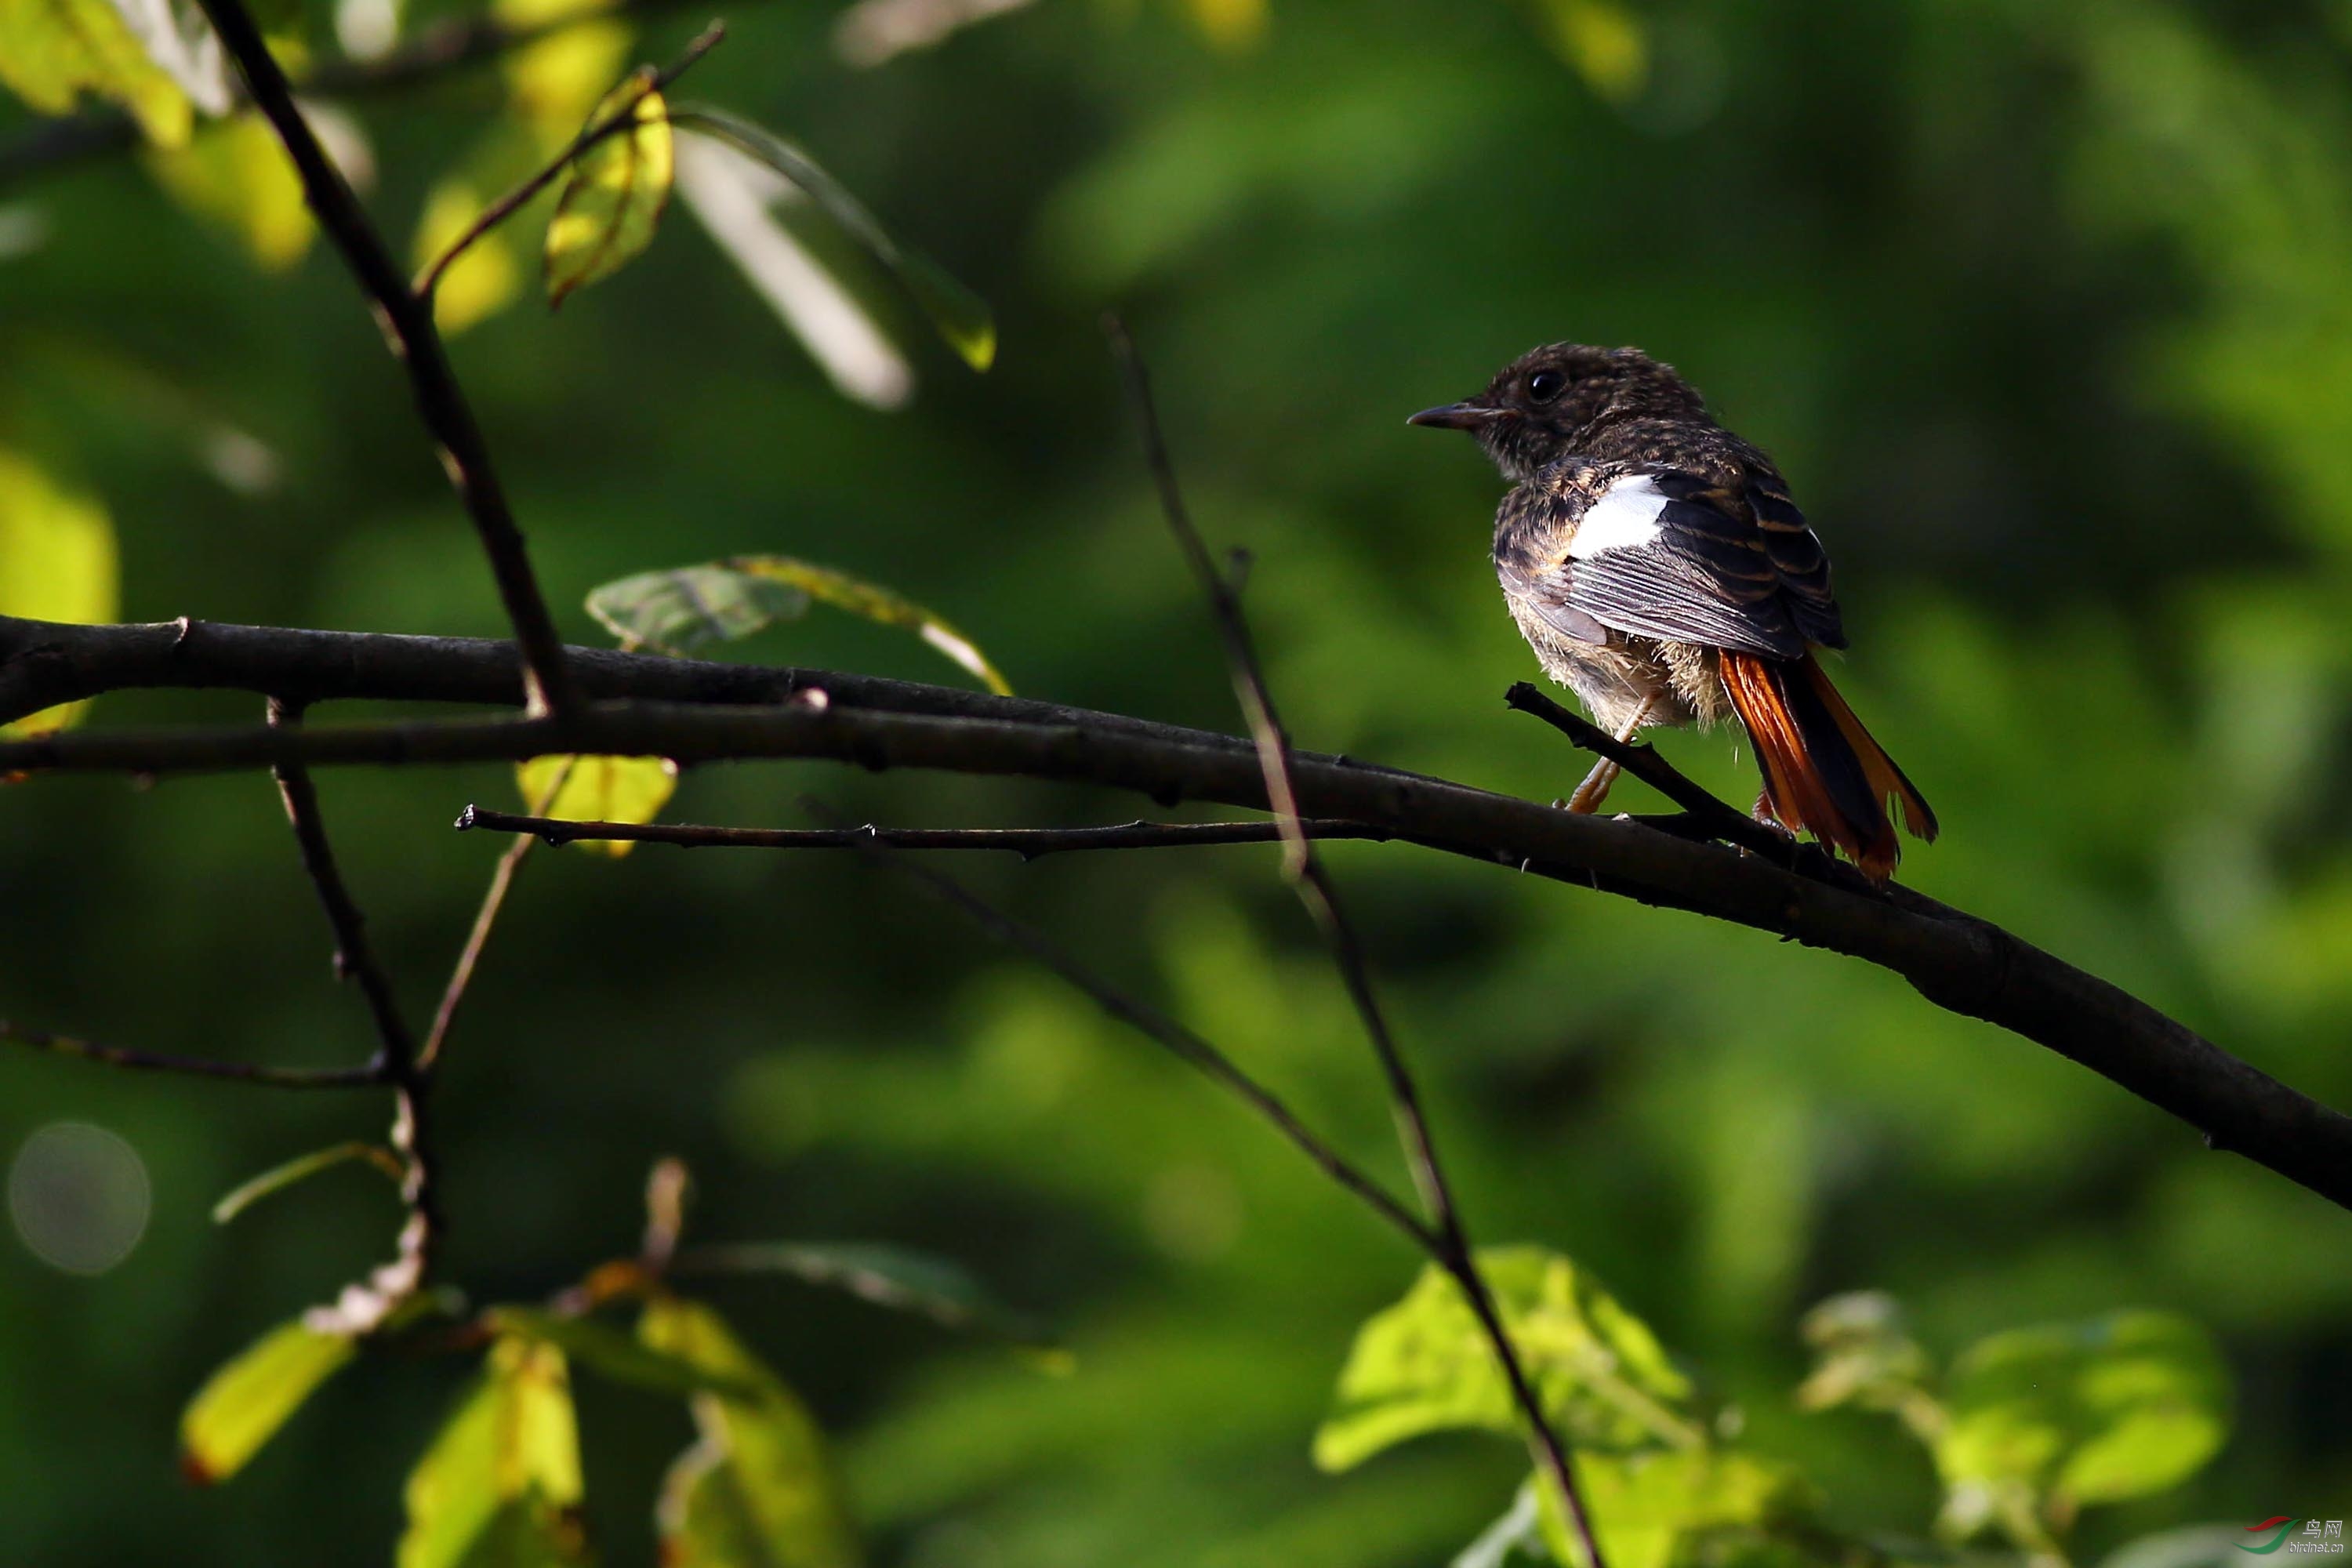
[4,0,2351,1561]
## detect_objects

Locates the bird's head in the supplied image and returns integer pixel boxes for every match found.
[1408,343,1704,481]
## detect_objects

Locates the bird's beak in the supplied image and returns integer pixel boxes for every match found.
[1406,402,1510,430]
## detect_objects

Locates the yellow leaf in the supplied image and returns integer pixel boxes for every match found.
[498,0,632,151]
[544,74,673,307]
[0,448,119,738]
[1533,0,1648,103]
[641,1298,862,1568]
[1183,0,1266,51]
[399,1336,587,1568]
[0,0,193,145]
[413,179,523,335]
[180,1319,356,1484]
[516,753,677,858]
[144,111,314,269]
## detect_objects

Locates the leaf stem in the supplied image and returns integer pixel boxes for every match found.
[412,24,724,301]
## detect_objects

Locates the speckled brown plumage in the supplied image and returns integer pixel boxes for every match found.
[1410,343,1936,879]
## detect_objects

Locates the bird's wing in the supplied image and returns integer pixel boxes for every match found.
[1538,467,1844,656]
[1744,478,1846,648]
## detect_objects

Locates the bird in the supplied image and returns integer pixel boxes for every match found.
[1409,343,1936,880]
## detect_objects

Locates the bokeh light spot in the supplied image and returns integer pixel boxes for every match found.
[8,1121,153,1276]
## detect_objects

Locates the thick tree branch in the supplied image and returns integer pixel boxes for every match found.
[0,1018,382,1087]
[187,0,578,716]
[1108,318,1602,1566]
[456,808,1390,855]
[2,615,2347,1214]
[0,615,1156,733]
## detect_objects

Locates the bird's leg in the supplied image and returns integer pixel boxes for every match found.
[1563,699,1653,815]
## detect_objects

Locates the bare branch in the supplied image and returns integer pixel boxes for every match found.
[187,0,578,716]
[263,698,437,1331]
[0,615,1150,735]
[3,622,2348,1215]
[1504,681,1807,866]
[1105,317,1604,1565]
[0,1018,382,1088]
[413,24,724,299]
[456,806,1392,855]
[267,699,416,1069]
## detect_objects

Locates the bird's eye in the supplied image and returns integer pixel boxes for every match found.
[1526,369,1568,401]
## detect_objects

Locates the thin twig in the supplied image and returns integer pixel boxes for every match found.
[0,1019,382,1088]
[1104,317,1606,1568]
[1102,317,1310,875]
[1503,682,1807,866]
[268,699,415,1069]
[413,24,724,300]
[263,698,437,1330]
[813,803,1438,1252]
[419,833,535,1074]
[456,807,1392,855]
[187,0,577,716]
[418,757,577,1073]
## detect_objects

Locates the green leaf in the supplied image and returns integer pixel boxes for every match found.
[1795,1290,1935,1416]
[583,562,810,655]
[669,105,995,370]
[583,555,1011,693]
[641,1297,862,1568]
[0,0,193,145]
[144,110,314,268]
[1936,1310,2230,1516]
[1454,1482,1544,1568]
[0,446,119,738]
[1532,1451,1818,1568]
[212,1141,400,1225]
[399,1336,588,1568]
[729,557,1013,695]
[544,71,674,307]
[485,1306,760,1399]
[515,753,677,858]
[1313,1245,1697,1473]
[180,1318,357,1483]
[681,1242,1050,1347]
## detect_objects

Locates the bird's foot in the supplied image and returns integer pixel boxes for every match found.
[1563,757,1621,815]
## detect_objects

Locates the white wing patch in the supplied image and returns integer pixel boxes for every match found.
[1566,474,1669,560]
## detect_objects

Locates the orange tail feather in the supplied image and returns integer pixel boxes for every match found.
[1719,651,1936,881]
